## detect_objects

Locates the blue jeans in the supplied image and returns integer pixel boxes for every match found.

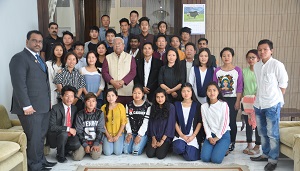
[254,103,281,164]
[123,134,148,155]
[103,134,125,156]
[201,131,230,164]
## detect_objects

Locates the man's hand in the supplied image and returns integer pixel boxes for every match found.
[91,145,100,152]
[24,107,36,115]
[171,92,178,98]
[143,87,150,94]
[69,128,76,136]
[84,146,91,153]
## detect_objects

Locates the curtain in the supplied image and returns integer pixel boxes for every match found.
[99,0,111,26]
[48,0,58,22]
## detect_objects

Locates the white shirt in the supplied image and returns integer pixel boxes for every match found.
[144,57,152,87]
[75,57,87,70]
[189,66,207,104]
[254,57,288,109]
[201,100,230,139]
[186,60,193,82]
[129,49,139,58]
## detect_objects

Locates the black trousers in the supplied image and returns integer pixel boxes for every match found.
[145,140,171,159]
[48,131,81,157]
[18,112,50,171]
[224,97,238,143]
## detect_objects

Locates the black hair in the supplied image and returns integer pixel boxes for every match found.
[185,42,196,50]
[198,38,208,44]
[129,34,140,42]
[194,48,213,68]
[180,27,191,35]
[156,34,167,42]
[150,88,170,119]
[105,28,117,37]
[50,42,66,68]
[257,39,273,50]
[101,15,110,19]
[246,49,259,60]
[170,35,181,42]
[220,47,235,57]
[119,18,130,25]
[138,17,150,25]
[89,26,99,32]
[130,10,139,17]
[158,21,168,30]
[73,41,85,50]
[61,85,77,96]
[166,47,181,79]
[206,82,226,106]
[48,22,58,28]
[84,92,97,102]
[85,50,98,67]
[143,42,153,49]
[104,88,118,122]
[26,30,43,40]
[132,84,144,93]
[62,31,74,39]
[96,41,108,56]
[64,51,78,64]
[180,82,199,102]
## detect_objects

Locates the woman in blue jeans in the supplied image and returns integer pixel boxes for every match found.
[201,82,231,164]
[123,85,151,155]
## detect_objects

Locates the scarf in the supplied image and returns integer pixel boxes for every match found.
[174,101,197,135]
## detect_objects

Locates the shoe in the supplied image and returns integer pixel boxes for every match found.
[264,163,277,171]
[248,148,260,155]
[56,155,67,163]
[41,167,52,171]
[250,155,268,161]
[43,161,57,167]
[229,143,235,151]
[225,150,230,156]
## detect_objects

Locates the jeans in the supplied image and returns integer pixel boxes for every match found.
[123,134,148,155]
[103,133,125,156]
[254,103,281,164]
[201,131,231,164]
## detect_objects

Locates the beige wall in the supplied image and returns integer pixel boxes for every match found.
[206,0,300,110]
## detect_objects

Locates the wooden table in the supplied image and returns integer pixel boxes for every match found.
[280,108,300,121]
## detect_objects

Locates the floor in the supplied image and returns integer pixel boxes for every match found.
[45,123,294,171]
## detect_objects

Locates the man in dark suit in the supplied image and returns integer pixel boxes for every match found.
[9,30,56,171]
[134,42,163,102]
[48,85,81,163]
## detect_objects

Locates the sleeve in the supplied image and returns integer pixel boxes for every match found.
[46,62,56,92]
[147,107,154,137]
[53,71,63,85]
[49,107,68,132]
[236,67,244,93]
[119,103,127,125]
[188,66,195,85]
[213,67,220,83]
[94,111,106,146]
[78,74,86,88]
[201,104,212,139]
[164,104,176,138]
[102,58,113,83]
[158,66,165,85]
[125,104,132,134]
[74,112,88,147]
[122,57,137,85]
[276,62,288,88]
[137,106,151,136]
[215,102,230,139]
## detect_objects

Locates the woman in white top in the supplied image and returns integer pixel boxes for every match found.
[80,51,105,109]
[173,83,202,161]
[189,48,214,104]
[201,81,231,164]
[46,42,65,107]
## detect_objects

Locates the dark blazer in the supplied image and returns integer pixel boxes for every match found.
[128,49,143,61]
[9,48,50,115]
[134,57,163,102]
[49,102,77,132]
[116,33,132,52]
[180,59,195,83]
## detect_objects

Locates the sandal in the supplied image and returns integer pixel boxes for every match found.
[243,147,250,154]
[248,148,260,155]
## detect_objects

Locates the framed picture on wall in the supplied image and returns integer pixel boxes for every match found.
[182,4,205,35]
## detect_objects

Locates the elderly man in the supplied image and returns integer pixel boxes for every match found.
[102,37,136,105]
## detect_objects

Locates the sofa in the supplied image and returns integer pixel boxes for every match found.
[0,105,22,130]
[0,130,27,171]
[279,121,300,171]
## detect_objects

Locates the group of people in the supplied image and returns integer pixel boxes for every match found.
[9,10,288,171]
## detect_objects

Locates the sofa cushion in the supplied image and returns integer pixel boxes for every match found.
[0,105,12,129]
[8,126,23,131]
[280,126,300,147]
[0,141,20,162]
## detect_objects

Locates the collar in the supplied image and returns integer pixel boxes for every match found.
[25,47,39,58]
[62,103,71,111]
[144,56,153,63]
[85,108,96,114]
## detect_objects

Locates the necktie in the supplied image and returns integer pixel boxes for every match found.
[66,107,71,136]
[35,54,46,72]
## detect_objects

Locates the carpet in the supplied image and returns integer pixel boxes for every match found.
[77,164,249,171]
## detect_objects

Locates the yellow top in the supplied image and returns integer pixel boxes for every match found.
[178,49,186,61]
[101,103,127,136]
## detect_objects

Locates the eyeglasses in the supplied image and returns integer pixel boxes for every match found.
[246,56,257,60]
[30,39,43,44]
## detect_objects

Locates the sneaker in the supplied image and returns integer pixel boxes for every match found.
[264,163,277,171]
[229,143,235,151]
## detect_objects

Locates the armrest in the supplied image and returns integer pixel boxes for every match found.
[11,119,21,126]
[279,121,300,128]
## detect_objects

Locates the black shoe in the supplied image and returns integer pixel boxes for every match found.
[229,143,235,151]
[250,155,268,161]
[56,155,67,163]
[43,161,57,167]
[264,163,277,171]
[41,167,52,171]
